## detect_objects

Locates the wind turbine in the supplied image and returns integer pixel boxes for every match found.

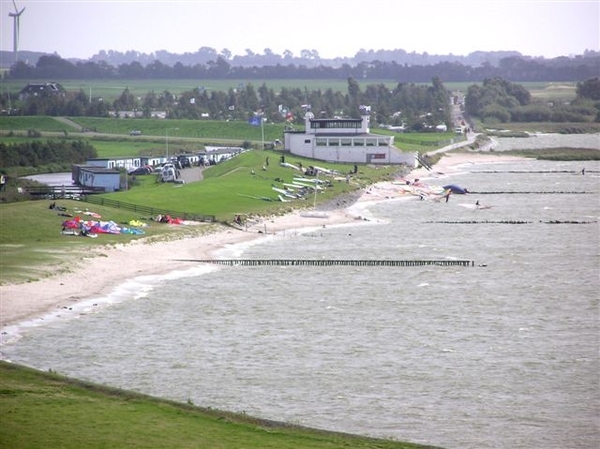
[8,0,26,62]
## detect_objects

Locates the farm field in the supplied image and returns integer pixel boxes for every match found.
[1,79,402,102]
[0,115,461,160]
[1,78,578,103]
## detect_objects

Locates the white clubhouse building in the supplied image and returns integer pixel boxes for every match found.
[283,111,417,166]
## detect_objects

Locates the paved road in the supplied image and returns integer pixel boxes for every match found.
[177,166,205,183]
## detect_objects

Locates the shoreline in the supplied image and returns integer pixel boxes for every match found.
[0,152,527,331]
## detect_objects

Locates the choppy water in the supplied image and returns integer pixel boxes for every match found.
[2,136,599,449]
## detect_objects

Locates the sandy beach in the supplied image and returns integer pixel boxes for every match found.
[0,152,526,329]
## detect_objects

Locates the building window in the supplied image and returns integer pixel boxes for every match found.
[329,139,340,146]
[304,139,311,144]
[310,119,362,130]
[316,138,327,146]
[341,138,352,146]
[353,138,365,146]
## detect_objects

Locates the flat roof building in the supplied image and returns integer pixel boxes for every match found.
[284,111,416,167]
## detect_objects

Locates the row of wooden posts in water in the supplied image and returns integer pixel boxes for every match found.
[177,259,475,267]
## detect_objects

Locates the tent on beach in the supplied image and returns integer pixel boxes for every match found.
[443,184,469,194]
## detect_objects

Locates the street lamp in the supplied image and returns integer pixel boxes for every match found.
[165,127,179,160]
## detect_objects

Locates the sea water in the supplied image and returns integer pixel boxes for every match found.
[2,143,599,448]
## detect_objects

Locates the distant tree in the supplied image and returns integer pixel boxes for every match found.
[346,77,361,116]
[0,140,97,168]
[300,49,314,60]
[465,77,531,122]
[147,60,172,78]
[5,51,600,83]
[36,55,75,78]
[576,77,600,100]
[220,48,232,60]
[197,46,219,62]
[207,57,231,78]
[117,61,145,78]
[7,60,34,78]
[113,87,137,111]
[238,83,259,112]
[86,98,110,117]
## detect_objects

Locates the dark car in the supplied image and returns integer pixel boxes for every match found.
[129,166,153,175]
[177,155,191,168]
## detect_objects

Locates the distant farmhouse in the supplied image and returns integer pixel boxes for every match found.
[18,82,65,100]
[284,110,417,166]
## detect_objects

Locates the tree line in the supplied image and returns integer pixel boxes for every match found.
[5,53,599,83]
[0,139,97,169]
[3,77,454,131]
[464,77,600,124]
[4,70,599,128]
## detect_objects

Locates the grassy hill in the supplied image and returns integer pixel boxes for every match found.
[0,361,441,449]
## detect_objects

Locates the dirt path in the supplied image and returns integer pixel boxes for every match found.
[52,116,84,130]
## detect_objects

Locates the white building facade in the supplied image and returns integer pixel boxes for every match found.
[71,165,121,192]
[284,112,417,167]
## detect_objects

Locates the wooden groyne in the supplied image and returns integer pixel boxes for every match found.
[425,220,597,225]
[472,170,599,174]
[469,191,591,195]
[173,259,474,267]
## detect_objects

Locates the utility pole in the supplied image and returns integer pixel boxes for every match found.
[261,113,265,150]
[166,127,179,161]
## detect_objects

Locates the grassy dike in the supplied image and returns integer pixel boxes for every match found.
[0,361,441,449]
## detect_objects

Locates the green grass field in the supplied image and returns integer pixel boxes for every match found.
[0,198,213,283]
[1,79,579,103]
[0,116,73,133]
[0,115,458,161]
[72,116,286,141]
[0,361,440,449]
[1,78,405,102]
[101,149,398,219]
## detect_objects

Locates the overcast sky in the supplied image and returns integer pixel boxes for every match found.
[1,0,598,61]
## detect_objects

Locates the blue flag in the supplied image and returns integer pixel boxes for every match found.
[248,116,261,126]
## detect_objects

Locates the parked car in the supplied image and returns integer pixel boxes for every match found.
[177,155,191,168]
[159,163,180,182]
[167,158,183,170]
[129,130,142,136]
[128,166,153,175]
